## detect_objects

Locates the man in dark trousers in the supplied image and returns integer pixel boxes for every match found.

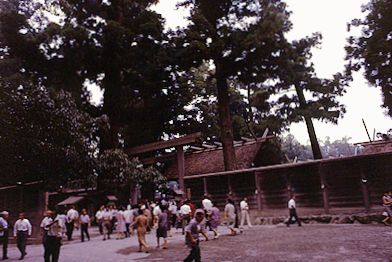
[44,210,64,262]
[184,209,208,262]
[286,194,302,227]
[0,211,9,260]
[13,212,32,260]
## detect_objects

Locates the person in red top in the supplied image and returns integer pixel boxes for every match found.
[188,200,196,219]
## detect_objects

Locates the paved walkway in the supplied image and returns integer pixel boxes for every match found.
[4,224,392,261]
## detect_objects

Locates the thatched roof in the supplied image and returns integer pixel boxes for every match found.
[165,141,264,179]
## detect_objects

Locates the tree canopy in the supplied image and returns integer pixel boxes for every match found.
[346,0,392,116]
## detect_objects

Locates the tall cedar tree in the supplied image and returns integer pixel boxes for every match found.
[177,0,291,170]
[346,0,392,116]
[277,34,347,159]
[0,0,190,150]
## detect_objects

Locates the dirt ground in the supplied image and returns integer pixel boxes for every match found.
[138,224,392,262]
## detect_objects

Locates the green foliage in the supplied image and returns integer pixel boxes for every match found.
[0,0,192,149]
[99,149,165,186]
[346,0,392,116]
[0,71,96,189]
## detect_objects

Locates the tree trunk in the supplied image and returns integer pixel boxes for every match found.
[295,85,323,160]
[215,62,237,170]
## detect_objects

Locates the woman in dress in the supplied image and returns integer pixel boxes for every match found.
[116,206,126,239]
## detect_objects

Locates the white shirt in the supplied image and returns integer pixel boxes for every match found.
[79,214,90,224]
[0,217,8,237]
[288,199,296,209]
[40,217,52,229]
[123,210,133,223]
[202,199,213,211]
[168,204,177,215]
[101,210,112,221]
[240,200,249,211]
[95,210,103,220]
[180,204,191,215]
[153,206,162,216]
[14,218,32,236]
[67,209,79,222]
[47,215,65,237]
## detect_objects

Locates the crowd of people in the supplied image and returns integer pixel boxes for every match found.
[0,195,254,262]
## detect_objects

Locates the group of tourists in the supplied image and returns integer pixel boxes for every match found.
[0,196,254,262]
[0,211,32,260]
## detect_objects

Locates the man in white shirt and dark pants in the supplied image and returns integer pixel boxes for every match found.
[66,206,79,241]
[44,210,65,262]
[13,213,32,260]
[240,197,252,228]
[0,211,9,260]
[286,194,302,227]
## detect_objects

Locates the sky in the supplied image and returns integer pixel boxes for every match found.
[150,0,392,145]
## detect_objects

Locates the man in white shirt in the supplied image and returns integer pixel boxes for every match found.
[180,200,192,235]
[13,213,32,260]
[0,211,9,260]
[152,203,162,228]
[202,195,213,212]
[95,205,105,235]
[123,206,134,237]
[286,195,301,227]
[101,207,112,240]
[44,210,65,262]
[66,205,79,241]
[240,197,252,228]
[79,209,90,242]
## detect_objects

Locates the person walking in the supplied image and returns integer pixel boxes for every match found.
[180,200,192,235]
[382,191,392,224]
[184,209,208,262]
[286,194,302,227]
[95,205,105,235]
[209,202,220,239]
[79,209,90,242]
[101,207,112,241]
[156,205,168,249]
[123,206,134,238]
[65,206,79,241]
[131,208,150,253]
[0,211,9,260]
[13,213,32,260]
[43,210,64,262]
[240,197,252,228]
[224,199,241,236]
[116,207,126,239]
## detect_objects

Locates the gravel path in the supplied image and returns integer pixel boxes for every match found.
[4,224,392,261]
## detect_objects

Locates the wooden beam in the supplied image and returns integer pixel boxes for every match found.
[203,177,208,195]
[190,146,203,151]
[318,164,330,214]
[360,164,371,212]
[213,142,222,146]
[262,128,269,138]
[177,146,185,192]
[126,132,202,155]
[202,143,216,149]
[255,171,262,210]
[241,137,254,142]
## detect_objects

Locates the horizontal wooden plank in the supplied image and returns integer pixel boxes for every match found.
[126,132,202,155]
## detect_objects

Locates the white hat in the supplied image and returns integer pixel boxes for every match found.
[1,211,9,216]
